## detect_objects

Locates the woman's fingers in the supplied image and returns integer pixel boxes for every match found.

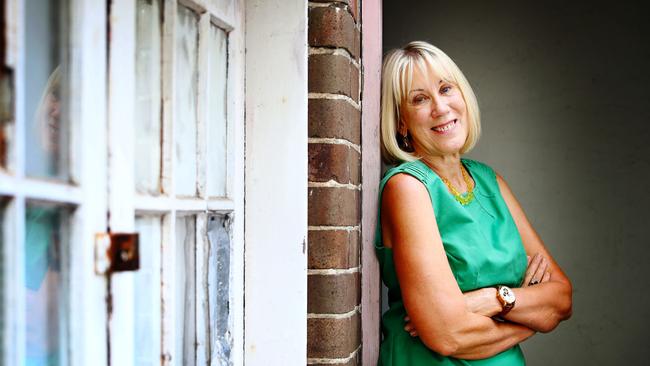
[523,253,542,287]
[541,271,551,283]
[531,257,549,285]
[404,315,418,337]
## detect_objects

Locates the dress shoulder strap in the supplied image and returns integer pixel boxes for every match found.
[379,159,435,194]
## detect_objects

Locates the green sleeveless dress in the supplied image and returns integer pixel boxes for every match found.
[375,158,528,365]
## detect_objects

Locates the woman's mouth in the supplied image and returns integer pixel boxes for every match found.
[431,119,458,134]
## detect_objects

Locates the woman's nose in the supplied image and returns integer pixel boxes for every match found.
[431,97,450,116]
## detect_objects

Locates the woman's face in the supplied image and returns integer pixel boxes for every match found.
[399,65,468,157]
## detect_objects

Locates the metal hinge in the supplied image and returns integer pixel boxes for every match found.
[94,232,140,274]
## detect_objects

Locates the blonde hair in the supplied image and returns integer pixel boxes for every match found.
[381,41,481,164]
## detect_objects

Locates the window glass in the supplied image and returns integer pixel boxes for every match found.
[135,0,162,194]
[206,26,228,197]
[134,215,162,366]
[24,0,70,181]
[175,215,196,364]
[25,202,70,365]
[174,7,199,196]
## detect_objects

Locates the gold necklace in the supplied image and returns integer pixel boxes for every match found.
[440,165,475,205]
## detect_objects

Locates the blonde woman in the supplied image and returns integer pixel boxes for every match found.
[375,41,572,365]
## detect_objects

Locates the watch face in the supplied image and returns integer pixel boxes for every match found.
[499,286,515,304]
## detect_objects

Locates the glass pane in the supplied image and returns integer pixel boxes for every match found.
[174,7,199,197]
[207,214,232,363]
[206,26,228,197]
[135,0,162,194]
[24,0,70,180]
[25,202,70,365]
[134,216,162,366]
[175,215,195,365]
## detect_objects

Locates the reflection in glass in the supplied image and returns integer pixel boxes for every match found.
[0,67,13,168]
[134,216,162,366]
[24,0,70,180]
[175,215,196,364]
[25,202,70,366]
[206,26,228,197]
[174,7,199,196]
[135,0,162,194]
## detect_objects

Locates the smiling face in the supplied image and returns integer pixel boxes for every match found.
[399,65,469,157]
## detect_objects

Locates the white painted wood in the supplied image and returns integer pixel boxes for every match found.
[244,0,308,364]
[68,0,109,364]
[107,1,137,366]
[134,193,235,212]
[224,1,245,364]
[0,174,83,204]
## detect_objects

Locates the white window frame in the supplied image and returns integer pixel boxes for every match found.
[108,0,245,365]
[1,1,109,366]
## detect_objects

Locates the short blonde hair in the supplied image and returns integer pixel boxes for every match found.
[381,41,481,164]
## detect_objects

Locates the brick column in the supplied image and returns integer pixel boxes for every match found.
[307,0,362,365]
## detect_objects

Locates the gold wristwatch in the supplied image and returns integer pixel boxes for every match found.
[496,285,516,316]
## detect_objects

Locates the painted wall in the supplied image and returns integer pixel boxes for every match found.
[383,1,650,365]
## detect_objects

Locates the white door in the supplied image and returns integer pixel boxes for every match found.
[1,0,244,365]
[1,0,109,365]
[107,1,245,365]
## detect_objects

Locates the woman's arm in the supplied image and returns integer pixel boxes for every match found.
[496,174,573,332]
[382,173,535,358]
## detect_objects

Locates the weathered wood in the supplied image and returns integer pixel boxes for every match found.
[361,0,382,364]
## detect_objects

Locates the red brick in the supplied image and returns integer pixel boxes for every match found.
[308,272,360,314]
[309,54,359,101]
[308,230,359,269]
[308,187,359,226]
[309,143,360,185]
[308,98,360,144]
[307,313,360,358]
[309,6,360,59]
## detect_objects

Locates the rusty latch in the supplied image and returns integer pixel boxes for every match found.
[95,233,140,274]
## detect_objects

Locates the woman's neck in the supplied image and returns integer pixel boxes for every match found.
[420,153,468,191]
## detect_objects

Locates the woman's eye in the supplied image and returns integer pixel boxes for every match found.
[440,85,453,94]
[412,95,428,104]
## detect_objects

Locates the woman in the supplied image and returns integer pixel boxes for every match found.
[375,41,572,365]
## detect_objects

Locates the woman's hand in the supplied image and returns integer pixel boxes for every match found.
[521,253,551,287]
